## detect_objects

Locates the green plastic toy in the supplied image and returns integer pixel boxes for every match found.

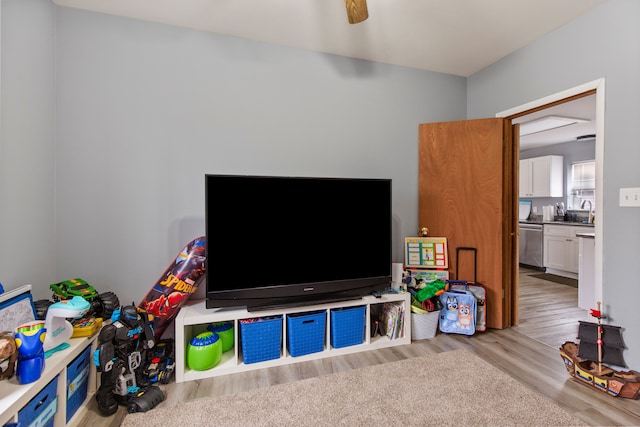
[414,279,448,302]
[187,331,222,371]
[208,322,234,352]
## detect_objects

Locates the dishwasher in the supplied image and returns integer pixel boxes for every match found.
[519,223,544,270]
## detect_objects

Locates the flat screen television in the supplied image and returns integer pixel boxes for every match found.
[205,174,392,310]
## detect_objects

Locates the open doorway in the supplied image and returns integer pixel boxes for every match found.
[497,78,604,328]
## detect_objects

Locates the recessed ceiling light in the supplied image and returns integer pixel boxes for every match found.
[519,115,588,136]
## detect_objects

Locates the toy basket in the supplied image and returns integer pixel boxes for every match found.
[66,345,92,422]
[411,310,440,340]
[330,306,366,348]
[287,310,326,357]
[239,315,282,364]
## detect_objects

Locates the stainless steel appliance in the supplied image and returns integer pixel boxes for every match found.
[519,223,544,269]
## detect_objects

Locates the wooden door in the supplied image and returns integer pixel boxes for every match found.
[418,118,517,329]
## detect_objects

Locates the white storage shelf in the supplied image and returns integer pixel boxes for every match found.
[175,293,411,383]
[0,335,98,427]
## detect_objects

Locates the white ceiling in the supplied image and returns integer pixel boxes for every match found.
[52,0,606,77]
[515,94,596,151]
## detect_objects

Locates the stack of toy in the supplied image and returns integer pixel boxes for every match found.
[186,321,234,371]
[403,229,449,340]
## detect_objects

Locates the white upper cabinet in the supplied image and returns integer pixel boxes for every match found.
[519,155,563,198]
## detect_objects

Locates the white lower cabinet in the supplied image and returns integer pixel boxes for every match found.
[543,225,584,274]
[578,236,596,310]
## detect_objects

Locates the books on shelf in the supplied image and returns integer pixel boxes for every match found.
[382,302,405,340]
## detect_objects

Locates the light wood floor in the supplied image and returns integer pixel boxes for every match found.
[81,269,640,426]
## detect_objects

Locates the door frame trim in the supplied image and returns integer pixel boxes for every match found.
[496,78,605,315]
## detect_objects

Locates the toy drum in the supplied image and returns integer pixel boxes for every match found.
[208,322,234,352]
[186,331,222,371]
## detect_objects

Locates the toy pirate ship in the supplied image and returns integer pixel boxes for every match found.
[560,302,640,399]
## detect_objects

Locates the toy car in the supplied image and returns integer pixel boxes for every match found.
[49,278,119,319]
[34,279,120,322]
[50,278,98,301]
[125,385,165,413]
[143,339,175,384]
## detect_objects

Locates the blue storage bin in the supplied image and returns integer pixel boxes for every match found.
[287,310,326,357]
[239,316,282,364]
[18,375,58,427]
[66,345,92,422]
[331,306,366,348]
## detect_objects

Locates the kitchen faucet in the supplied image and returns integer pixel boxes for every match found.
[580,200,593,224]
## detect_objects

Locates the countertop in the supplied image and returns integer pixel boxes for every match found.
[519,220,594,227]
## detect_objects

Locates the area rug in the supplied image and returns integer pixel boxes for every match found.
[121,349,585,427]
[531,273,578,288]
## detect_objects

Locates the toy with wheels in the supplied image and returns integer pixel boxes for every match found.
[139,236,206,340]
[94,303,163,416]
[143,339,175,384]
[50,278,120,319]
[34,279,120,324]
[126,386,165,413]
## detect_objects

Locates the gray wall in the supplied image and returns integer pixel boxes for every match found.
[468,0,640,368]
[0,0,56,296]
[1,2,466,303]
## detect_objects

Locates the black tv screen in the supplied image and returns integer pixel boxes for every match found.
[205,175,392,310]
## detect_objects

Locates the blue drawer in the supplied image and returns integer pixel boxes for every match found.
[330,306,366,348]
[240,316,282,364]
[287,310,326,357]
[66,345,92,422]
[18,375,58,427]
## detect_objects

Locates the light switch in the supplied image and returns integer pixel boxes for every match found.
[619,187,640,207]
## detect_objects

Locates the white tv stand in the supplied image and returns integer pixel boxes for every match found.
[174,292,411,383]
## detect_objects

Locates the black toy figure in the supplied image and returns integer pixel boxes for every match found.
[94,304,165,415]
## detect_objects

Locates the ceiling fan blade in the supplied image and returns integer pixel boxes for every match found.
[345,0,368,24]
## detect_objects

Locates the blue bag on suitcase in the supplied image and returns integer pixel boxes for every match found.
[438,290,477,336]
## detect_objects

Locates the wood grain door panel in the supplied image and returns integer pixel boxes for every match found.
[419,118,513,329]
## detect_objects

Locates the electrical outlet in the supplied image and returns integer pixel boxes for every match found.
[619,187,640,207]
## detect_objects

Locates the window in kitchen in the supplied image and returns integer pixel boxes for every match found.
[568,160,595,211]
